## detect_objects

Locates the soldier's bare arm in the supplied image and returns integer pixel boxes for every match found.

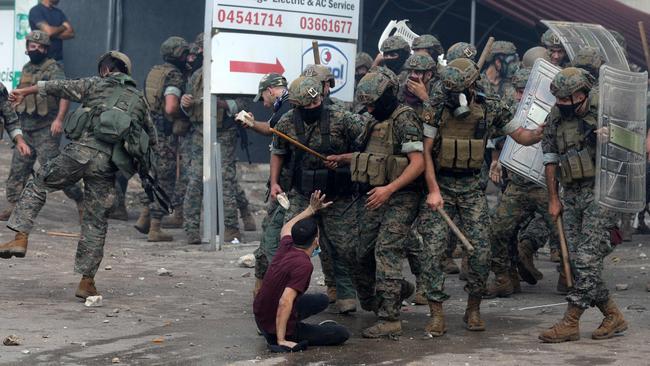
[423,137,443,210]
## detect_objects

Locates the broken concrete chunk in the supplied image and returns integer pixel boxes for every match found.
[615,284,629,291]
[237,254,255,268]
[157,268,172,277]
[3,335,21,346]
[84,295,103,307]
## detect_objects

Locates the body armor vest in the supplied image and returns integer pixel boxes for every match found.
[436,101,487,171]
[189,69,203,123]
[555,113,597,184]
[145,64,190,135]
[15,59,58,117]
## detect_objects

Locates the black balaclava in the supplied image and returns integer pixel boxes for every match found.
[370,87,399,121]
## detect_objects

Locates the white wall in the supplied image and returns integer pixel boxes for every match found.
[0,10,14,91]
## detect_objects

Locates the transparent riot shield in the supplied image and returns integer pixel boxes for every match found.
[499,59,562,187]
[595,65,648,213]
[541,20,629,71]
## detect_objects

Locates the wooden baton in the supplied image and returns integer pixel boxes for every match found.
[476,36,495,70]
[556,215,573,288]
[638,22,650,73]
[312,41,321,65]
[270,127,328,161]
[438,207,475,253]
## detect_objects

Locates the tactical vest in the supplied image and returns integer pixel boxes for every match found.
[555,113,597,185]
[189,69,203,123]
[145,64,190,135]
[435,101,487,171]
[15,59,59,117]
[350,105,411,186]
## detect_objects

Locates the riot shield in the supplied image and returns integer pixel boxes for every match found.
[499,59,562,187]
[595,65,648,213]
[541,20,629,71]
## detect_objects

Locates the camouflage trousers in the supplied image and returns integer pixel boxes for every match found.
[285,191,355,299]
[146,116,181,219]
[5,127,83,204]
[254,198,286,280]
[8,143,115,277]
[418,175,491,299]
[490,181,559,274]
[356,190,423,320]
[182,127,203,237]
[562,181,618,309]
[519,213,559,251]
[218,128,250,229]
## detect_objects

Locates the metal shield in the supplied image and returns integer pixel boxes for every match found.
[595,65,648,213]
[499,59,562,187]
[541,20,629,71]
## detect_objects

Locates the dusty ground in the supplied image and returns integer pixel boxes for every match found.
[0,140,649,366]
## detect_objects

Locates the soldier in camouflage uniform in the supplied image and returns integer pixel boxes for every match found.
[350,69,440,338]
[355,52,373,86]
[1,51,156,300]
[539,67,628,343]
[541,29,570,68]
[136,36,190,242]
[419,58,544,333]
[0,30,83,222]
[478,40,519,107]
[522,46,551,68]
[0,82,31,168]
[412,34,444,61]
[270,76,363,314]
[446,42,477,63]
[377,36,411,79]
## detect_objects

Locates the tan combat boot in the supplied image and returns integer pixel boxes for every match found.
[592,298,628,339]
[223,227,241,242]
[362,320,402,338]
[326,286,337,303]
[510,269,521,294]
[441,256,460,274]
[517,239,543,284]
[539,303,584,342]
[550,248,561,263]
[162,208,183,228]
[0,232,28,259]
[463,295,485,331]
[0,203,16,221]
[75,276,99,300]
[413,281,428,305]
[425,301,447,337]
[459,256,469,281]
[240,208,257,231]
[134,207,151,234]
[253,278,263,298]
[483,272,514,298]
[148,219,174,242]
[336,299,357,314]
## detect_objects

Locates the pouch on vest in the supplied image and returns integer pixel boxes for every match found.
[351,152,370,183]
[64,107,92,140]
[566,149,583,180]
[172,119,191,136]
[96,108,132,144]
[456,139,470,169]
[558,155,572,184]
[367,154,387,186]
[440,138,455,169]
[578,149,595,178]
[111,143,136,176]
[387,155,408,182]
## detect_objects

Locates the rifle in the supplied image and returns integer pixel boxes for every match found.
[237,124,252,164]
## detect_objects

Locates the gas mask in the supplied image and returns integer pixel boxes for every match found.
[369,88,398,121]
[446,91,471,118]
[298,104,323,124]
[27,50,47,64]
[498,54,518,79]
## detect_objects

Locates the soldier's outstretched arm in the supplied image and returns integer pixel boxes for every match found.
[12,78,94,104]
[423,137,443,210]
[508,124,545,146]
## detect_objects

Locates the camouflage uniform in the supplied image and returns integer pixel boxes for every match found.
[8,68,155,277]
[477,41,519,107]
[271,77,364,304]
[541,29,571,68]
[7,56,83,207]
[0,82,24,147]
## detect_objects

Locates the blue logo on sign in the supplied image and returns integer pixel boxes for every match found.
[302,43,349,95]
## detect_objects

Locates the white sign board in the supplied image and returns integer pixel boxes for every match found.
[13,0,38,90]
[0,10,14,90]
[213,0,360,40]
[211,32,356,101]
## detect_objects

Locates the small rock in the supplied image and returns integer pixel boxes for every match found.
[174,282,184,288]
[21,349,30,354]
[103,320,110,323]
[627,304,646,311]
[640,253,647,258]
[231,238,240,244]
[152,337,165,344]
[84,295,103,307]
[126,293,134,297]
[112,357,121,363]
[611,256,620,263]
[157,268,172,277]
[3,335,21,346]
[138,277,145,281]
[113,308,120,314]
[104,265,112,271]
[615,284,629,291]
[241,272,251,278]
[237,254,255,268]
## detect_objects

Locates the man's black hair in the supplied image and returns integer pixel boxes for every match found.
[291,217,318,248]
[99,56,128,75]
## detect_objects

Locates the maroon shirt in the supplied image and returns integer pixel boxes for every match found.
[253,235,313,336]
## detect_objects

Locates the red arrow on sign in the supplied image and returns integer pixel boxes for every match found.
[230,58,285,74]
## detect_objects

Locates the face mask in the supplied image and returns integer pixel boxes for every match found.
[299,104,322,124]
[369,89,398,121]
[311,246,321,257]
[557,96,587,119]
[28,50,47,64]
[384,58,405,74]
[189,54,203,71]
[169,58,188,71]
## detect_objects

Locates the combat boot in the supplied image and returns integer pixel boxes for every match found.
[336,299,357,314]
[556,270,569,295]
[637,219,650,234]
[134,207,151,234]
[425,301,447,337]
[550,248,561,263]
[75,276,99,300]
[108,200,128,221]
[413,281,428,305]
[148,219,174,242]
[592,298,628,339]
[240,208,257,231]
[510,269,521,294]
[223,227,241,242]
[162,208,183,228]
[622,219,633,242]
[0,203,16,221]
[326,286,337,303]
[459,256,469,281]
[463,295,485,331]
[0,232,28,259]
[253,278,263,298]
[517,239,543,284]
[441,256,460,274]
[362,320,402,338]
[483,272,514,298]
[539,303,584,343]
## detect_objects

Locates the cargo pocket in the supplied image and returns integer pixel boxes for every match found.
[566,149,583,180]
[351,152,369,183]
[578,149,595,178]
[64,107,92,140]
[469,139,485,169]
[367,154,387,186]
[456,139,470,169]
[440,138,456,169]
[558,155,572,184]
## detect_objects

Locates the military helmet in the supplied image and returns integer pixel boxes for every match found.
[160,36,189,60]
[550,67,594,98]
[522,46,550,68]
[404,54,435,71]
[512,67,531,89]
[356,52,373,70]
[487,41,517,62]
[26,30,50,46]
[356,71,398,105]
[572,46,604,72]
[541,29,563,49]
[412,34,444,54]
[441,58,480,92]
[447,42,477,62]
[189,42,200,55]
[380,35,410,53]
[302,64,335,87]
[97,50,133,76]
[288,76,322,107]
